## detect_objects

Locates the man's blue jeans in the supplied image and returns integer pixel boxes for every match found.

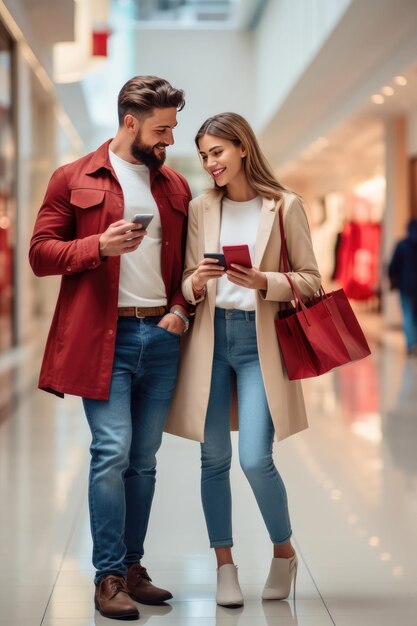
[201,308,292,548]
[82,316,180,584]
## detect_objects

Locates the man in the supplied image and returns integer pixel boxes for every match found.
[29,76,191,621]
[388,218,417,356]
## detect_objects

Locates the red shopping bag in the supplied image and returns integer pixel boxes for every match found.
[275,206,371,379]
[317,288,371,361]
[275,277,352,380]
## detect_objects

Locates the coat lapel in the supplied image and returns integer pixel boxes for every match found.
[203,193,222,253]
[203,193,222,312]
[254,197,282,267]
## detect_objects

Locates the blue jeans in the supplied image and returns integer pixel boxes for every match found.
[82,316,180,583]
[201,308,292,548]
[400,293,417,351]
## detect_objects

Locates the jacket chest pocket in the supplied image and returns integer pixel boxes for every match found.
[155,194,187,242]
[71,188,105,209]
[168,194,188,216]
[70,188,119,236]
[165,194,188,233]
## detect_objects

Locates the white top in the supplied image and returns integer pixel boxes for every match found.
[109,150,167,307]
[215,195,262,311]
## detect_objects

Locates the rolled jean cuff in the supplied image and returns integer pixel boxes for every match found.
[210,539,234,549]
[95,569,126,585]
[270,530,292,546]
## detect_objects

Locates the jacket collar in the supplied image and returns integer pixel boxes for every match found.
[85,139,171,183]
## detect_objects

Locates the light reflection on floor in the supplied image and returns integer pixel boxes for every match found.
[0,326,416,625]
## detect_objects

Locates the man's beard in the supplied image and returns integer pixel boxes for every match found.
[131,131,167,170]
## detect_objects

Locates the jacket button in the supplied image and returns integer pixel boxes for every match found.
[165,241,169,245]
[66,266,72,272]
[108,329,114,335]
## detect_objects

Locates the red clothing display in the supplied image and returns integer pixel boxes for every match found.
[335,221,381,300]
[29,140,191,400]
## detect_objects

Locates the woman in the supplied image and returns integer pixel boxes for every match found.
[165,113,321,607]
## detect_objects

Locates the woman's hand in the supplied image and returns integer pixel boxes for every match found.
[226,264,268,290]
[192,257,226,294]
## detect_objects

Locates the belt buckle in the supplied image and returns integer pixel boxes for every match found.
[135,307,146,319]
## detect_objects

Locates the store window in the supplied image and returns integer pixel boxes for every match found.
[0,22,14,351]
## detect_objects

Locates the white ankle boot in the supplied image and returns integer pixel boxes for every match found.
[262,554,298,601]
[216,564,244,607]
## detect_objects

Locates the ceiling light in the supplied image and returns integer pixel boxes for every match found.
[394,76,407,86]
[311,137,329,151]
[392,566,404,577]
[371,94,384,104]
[381,86,394,96]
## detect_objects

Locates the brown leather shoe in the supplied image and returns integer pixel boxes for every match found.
[127,563,173,605]
[94,575,139,620]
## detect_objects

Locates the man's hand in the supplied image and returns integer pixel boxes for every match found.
[157,313,185,334]
[226,265,268,290]
[99,219,147,257]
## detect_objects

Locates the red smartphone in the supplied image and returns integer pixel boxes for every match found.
[222,244,252,269]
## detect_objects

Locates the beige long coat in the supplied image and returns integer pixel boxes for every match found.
[165,190,321,443]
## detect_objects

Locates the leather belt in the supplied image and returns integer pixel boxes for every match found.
[118,306,167,318]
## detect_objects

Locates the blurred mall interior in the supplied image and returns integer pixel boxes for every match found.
[1,0,417,625]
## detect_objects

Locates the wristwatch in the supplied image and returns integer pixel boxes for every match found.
[170,308,189,333]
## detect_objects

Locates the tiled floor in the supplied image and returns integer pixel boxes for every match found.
[1,324,417,625]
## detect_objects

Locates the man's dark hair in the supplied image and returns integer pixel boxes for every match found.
[117,75,185,125]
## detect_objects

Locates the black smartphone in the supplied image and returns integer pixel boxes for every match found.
[204,253,227,269]
[131,213,154,229]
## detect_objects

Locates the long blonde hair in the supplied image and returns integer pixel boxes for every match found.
[195,112,290,201]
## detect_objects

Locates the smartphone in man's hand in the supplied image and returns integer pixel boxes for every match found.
[131,213,154,229]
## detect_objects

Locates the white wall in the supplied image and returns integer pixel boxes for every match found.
[254,0,352,130]
[90,1,351,153]
[91,27,256,157]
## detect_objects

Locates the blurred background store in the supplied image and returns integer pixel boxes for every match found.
[1,1,417,625]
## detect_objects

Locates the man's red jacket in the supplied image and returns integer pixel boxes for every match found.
[29,140,191,400]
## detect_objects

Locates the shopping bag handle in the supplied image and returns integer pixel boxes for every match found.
[278,206,290,273]
[284,274,311,321]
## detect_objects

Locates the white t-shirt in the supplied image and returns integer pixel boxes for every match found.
[109,150,167,307]
[215,196,262,311]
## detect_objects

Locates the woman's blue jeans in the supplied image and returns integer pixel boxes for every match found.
[82,316,180,584]
[201,308,292,548]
